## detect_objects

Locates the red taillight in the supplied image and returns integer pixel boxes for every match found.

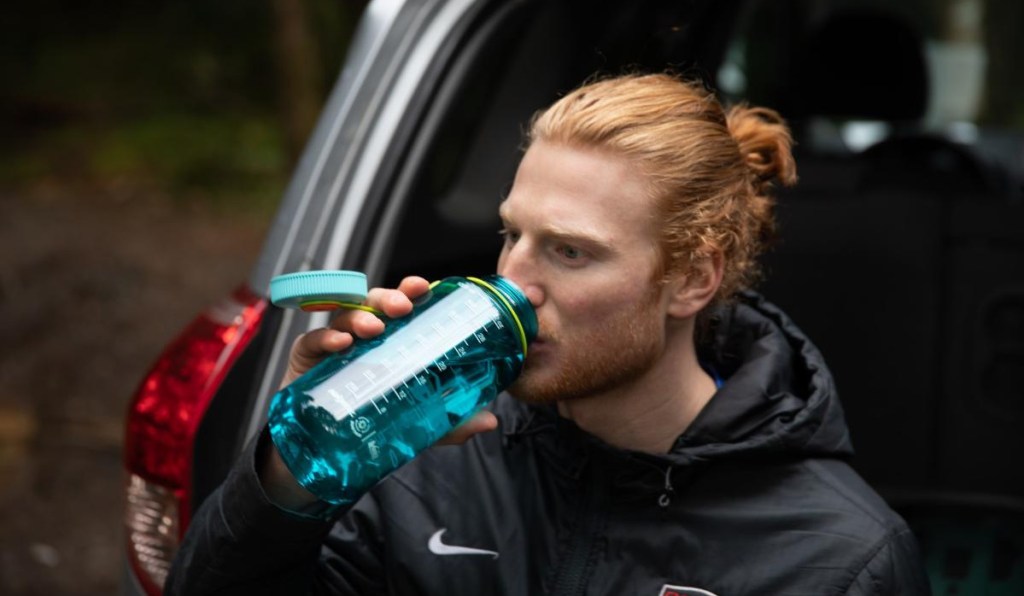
[124,284,267,594]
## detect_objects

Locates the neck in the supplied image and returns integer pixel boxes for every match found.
[556,326,717,454]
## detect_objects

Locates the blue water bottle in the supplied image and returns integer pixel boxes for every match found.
[267,272,537,506]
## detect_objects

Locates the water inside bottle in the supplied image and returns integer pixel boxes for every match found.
[269,280,527,505]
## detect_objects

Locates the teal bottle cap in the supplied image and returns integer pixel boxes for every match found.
[270,270,369,312]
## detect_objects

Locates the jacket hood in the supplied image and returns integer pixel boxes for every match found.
[677,291,854,461]
[498,292,854,469]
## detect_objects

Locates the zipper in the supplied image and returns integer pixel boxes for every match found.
[549,462,606,596]
[658,465,675,508]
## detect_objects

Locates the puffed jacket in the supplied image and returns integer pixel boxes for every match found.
[167,293,931,595]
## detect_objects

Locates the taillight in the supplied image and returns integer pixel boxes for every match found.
[124,284,267,594]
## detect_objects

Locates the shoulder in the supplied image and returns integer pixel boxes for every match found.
[799,458,905,530]
[704,456,905,534]
[686,456,929,593]
[777,458,913,552]
[783,458,931,595]
[842,524,931,595]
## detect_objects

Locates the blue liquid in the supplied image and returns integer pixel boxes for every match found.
[268,277,535,505]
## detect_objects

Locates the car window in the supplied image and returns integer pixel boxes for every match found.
[717,0,1024,192]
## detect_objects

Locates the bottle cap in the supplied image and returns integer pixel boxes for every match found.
[270,270,369,312]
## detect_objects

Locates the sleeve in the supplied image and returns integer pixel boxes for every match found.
[164,428,388,596]
[844,527,932,596]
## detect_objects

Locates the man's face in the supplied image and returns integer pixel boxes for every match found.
[496,140,670,403]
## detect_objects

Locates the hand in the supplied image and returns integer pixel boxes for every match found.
[279,274,497,444]
[278,275,431,388]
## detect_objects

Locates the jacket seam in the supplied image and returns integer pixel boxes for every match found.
[837,528,910,595]
[798,460,908,595]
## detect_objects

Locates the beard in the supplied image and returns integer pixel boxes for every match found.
[508,290,664,404]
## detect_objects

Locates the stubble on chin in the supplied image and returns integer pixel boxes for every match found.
[507,298,663,404]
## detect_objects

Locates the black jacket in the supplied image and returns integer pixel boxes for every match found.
[167,293,930,595]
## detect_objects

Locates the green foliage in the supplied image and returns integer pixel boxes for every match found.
[2,111,287,211]
[2,1,362,213]
[96,114,286,203]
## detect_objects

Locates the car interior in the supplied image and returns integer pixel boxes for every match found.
[331,0,1024,591]
[751,6,1024,592]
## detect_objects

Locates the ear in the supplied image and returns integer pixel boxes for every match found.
[665,252,724,319]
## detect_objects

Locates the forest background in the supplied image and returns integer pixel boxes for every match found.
[1,1,363,593]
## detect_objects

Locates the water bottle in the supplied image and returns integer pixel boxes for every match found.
[266,272,537,505]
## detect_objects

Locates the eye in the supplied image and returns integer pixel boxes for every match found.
[498,228,521,245]
[556,244,584,262]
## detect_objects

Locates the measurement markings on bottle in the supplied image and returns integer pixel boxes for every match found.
[327,389,356,417]
[466,297,485,314]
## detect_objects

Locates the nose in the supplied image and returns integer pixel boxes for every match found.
[497,242,545,308]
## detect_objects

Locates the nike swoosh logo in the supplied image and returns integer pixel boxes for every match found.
[428,529,499,559]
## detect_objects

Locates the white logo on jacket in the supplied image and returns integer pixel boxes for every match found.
[659,585,719,596]
[427,529,499,559]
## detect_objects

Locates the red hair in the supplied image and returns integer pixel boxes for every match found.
[528,73,797,305]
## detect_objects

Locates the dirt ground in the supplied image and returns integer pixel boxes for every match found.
[0,187,269,594]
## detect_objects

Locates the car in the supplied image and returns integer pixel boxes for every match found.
[122,0,1024,593]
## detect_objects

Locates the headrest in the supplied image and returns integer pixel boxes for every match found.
[792,10,928,121]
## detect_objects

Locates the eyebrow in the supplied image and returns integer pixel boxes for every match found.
[498,203,616,253]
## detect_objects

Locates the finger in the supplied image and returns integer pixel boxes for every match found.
[327,308,386,339]
[292,327,355,367]
[364,288,413,319]
[281,328,354,388]
[397,276,431,300]
[437,411,498,446]
[365,276,431,317]
[324,292,408,339]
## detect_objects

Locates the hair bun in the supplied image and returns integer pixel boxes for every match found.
[726,105,798,193]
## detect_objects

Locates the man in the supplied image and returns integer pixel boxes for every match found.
[167,74,930,595]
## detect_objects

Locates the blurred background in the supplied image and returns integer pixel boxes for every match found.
[0,1,364,593]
